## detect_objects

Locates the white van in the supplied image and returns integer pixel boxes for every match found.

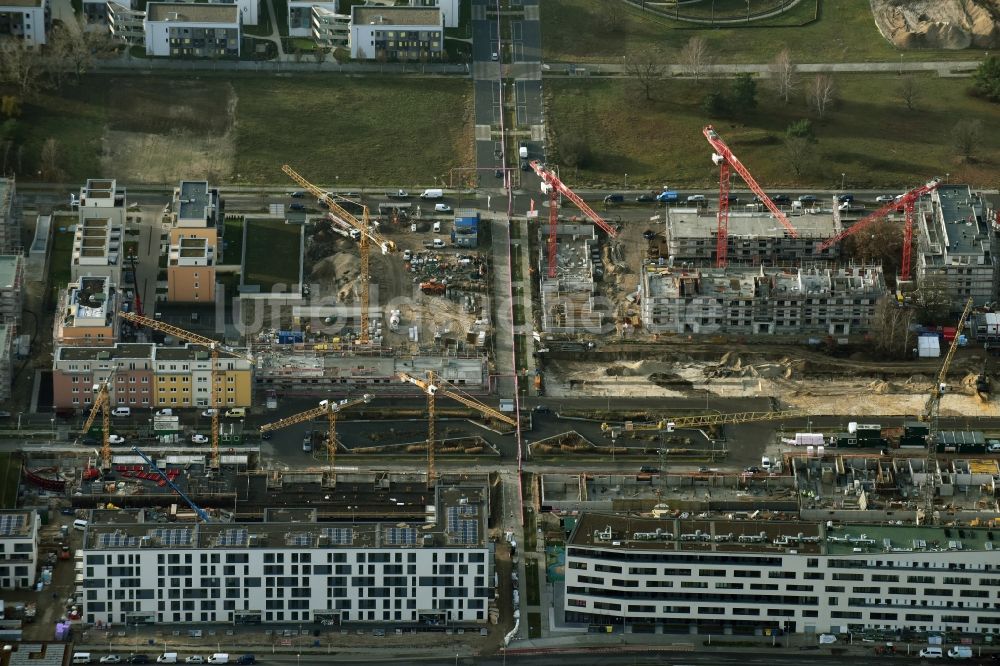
[918,647,942,658]
[72,653,92,664]
[432,239,445,249]
[432,221,441,233]
[419,189,443,200]
[156,654,178,663]
[208,655,229,665]
[519,143,528,159]
[111,407,131,417]
[947,646,972,659]
[72,518,88,531]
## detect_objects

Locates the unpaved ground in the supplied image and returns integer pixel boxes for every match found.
[544,355,1000,416]
[871,0,1000,49]
[99,81,237,183]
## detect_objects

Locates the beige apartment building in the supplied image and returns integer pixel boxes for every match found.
[167,181,219,303]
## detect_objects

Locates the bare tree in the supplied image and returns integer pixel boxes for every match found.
[312,47,327,67]
[625,51,665,101]
[783,135,813,177]
[950,118,983,162]
[807,73,836,119]
[679,36,711,82]
[0,40,47,98]
[770,48,797,104]
[39,138,63,181]
[606,3,625,33]
[897,75,919,111]
[871,298,914,359]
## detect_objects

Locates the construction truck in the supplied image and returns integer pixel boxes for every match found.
[420,280,446,295]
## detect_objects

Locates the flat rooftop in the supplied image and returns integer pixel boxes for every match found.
[0,255,21,288]
[58,343,153,361]
[147,2,239,23]
[570,513,1000,555]
[352,6,441,26]
[643,265,885,300]
[177,181,213,224]
[665,207,840,239]
[0,510,36,538]
[83,482,488,550]
[922,185,990,264]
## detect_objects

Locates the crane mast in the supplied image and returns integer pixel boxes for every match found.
[398,371,517,487]
[260,394,373,484]
[121,312,253,471]
[601,409,809,432]
[282,164,397,344]
[919,297,973,524]
[702,126,799,263]
[817,178,940,281]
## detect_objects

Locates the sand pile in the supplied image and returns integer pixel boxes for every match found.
[871,0,1000,49]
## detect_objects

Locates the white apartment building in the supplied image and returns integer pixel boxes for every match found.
[73,179,127,284]
[144,3,241,58]
[350,6,442,60]
[0,511,39,589]
[79,486,492,627]
[640,264,886,336]
[916,184,998,313]
[565,514,1000,636]
[0,0,49,45]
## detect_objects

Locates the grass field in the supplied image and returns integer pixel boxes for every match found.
[0,453,18,509]
[542,0,976,63]
[525,559,541,606]
[243,218,301,291]
[223,217,244,265]
[527,612,542,639]
[546,74,1000,189]
[12,75,473,186]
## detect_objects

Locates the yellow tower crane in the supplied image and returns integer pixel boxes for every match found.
[397,371,518,487]
[919,296,974,524]
[259,394,373,482]
[79,378,113,471]
[120,312,255,470]
[282,164,397,344]
[600,409,810,433]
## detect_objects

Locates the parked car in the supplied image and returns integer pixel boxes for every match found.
[127,657,151,665]
[224,408,246,419]
[289,191,304,198]
[875,194,895,203]
[520,159,530,171]
[201,409,217,418]
[643,230,656,240]
[108,435,125,444]
[603,194,624,204]
[0,411,10,418]
[837,193,854,203]
[288,203,305,211]
[111,407,131,417]
[386,189,409,199]
[771,194,791,205]
[988,440,1000,453]
[797,194,818,203]
[434,203,452,213]
[686,194,706,204]
[639,465,659,474]
[235,657,255,666]
[100,657,122,664]
[491,52,499,61]
[184,658,205,664]
[636,192,657,203]
[191,434,209,444]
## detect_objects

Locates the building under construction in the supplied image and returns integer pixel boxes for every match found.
[538,223,602,334]
[640,264,887,336]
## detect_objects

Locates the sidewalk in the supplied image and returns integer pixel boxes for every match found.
[546,60,982,78]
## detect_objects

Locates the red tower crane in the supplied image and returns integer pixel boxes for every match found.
[529,160,617,278]
[702,125,799,268]
[816,178,940,281]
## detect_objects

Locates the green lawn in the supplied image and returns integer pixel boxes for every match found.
[525,558,541,606]
[243,218,301,291]
[542,0,977,63]
[547,74,1000,189]
[0,453,18,509]
[7,75,473,187]
[50,224,75,289]
[223,217,244,265]
[232,76,473,186]
[527,612,542,639]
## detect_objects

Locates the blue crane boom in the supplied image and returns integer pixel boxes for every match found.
[131,447,211,522]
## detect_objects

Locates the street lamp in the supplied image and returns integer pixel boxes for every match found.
[624,173,628,189]
[840,173,845,191]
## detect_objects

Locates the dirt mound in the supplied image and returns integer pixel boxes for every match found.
[871,0,1000,49]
